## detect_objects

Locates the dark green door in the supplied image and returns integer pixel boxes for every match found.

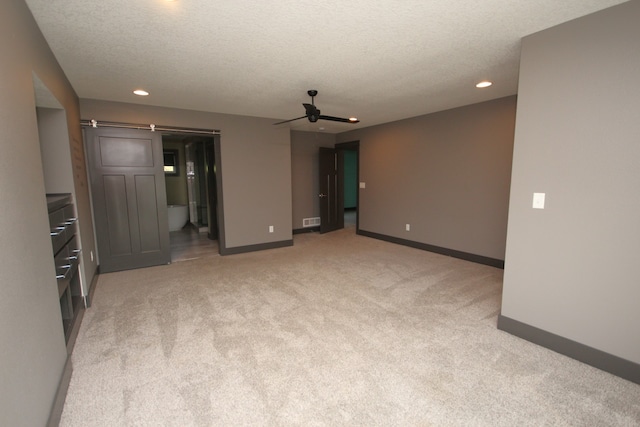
[85,127,170,272]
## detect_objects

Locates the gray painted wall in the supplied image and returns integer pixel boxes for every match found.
[37,108,73,193]
[502,1,640,364]
[80,99,292,249]
[290,131,336,230]
[337,96,516,261]
[0,1,96,425]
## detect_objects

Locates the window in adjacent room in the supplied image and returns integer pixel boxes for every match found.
[163,149,179,175]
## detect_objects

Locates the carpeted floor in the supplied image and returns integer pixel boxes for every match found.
[60,228,640,426]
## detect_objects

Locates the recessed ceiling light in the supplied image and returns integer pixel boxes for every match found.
[476,81,492,88]
[133,89,149,96]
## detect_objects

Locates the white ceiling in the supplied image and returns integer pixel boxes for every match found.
[25,0,627,133]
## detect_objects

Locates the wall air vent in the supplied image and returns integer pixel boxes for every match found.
[303,217,321,228]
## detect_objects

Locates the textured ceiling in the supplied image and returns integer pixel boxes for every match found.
[26,0,627,132]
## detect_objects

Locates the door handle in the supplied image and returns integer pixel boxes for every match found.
[56,265,72,280]
[318,193,327,198]
[50,226,66,236]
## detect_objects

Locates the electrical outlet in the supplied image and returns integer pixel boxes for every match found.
[269,225,274,233]
[405,224,410,231]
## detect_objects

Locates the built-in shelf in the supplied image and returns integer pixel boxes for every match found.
[47,193,83,348]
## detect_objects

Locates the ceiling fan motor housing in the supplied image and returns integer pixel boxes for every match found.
[303,102,321,122]
[308,108,320,122]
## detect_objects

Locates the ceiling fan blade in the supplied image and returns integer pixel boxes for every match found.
[318,115,360,123]
[273,115,306,125]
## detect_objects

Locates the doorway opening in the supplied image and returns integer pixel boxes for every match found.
[162,133,220,262]
[82,120,223,269]
[336,141,359,232]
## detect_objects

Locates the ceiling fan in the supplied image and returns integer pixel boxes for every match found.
[273,90,359,125]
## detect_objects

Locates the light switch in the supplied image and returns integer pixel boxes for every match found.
[532,192,545,209]
[359,182,366,189]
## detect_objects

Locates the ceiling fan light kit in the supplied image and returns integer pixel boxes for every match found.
[273,90,359,126]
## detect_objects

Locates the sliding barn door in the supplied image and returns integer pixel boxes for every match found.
[85,127,170,272]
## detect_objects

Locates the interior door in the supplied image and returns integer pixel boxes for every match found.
[319,147,344,233]
[85,127,170,272]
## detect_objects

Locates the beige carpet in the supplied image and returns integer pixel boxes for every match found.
[61,228,640,426]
